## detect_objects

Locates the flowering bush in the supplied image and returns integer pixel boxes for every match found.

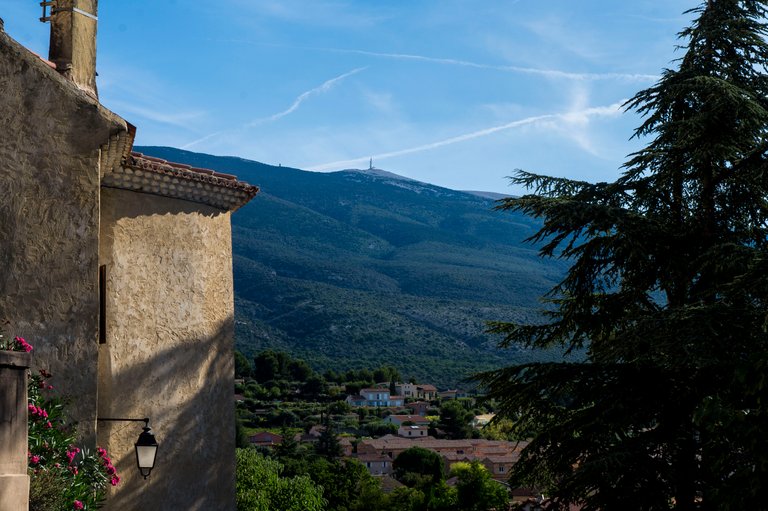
[0,333,33,352]
[28,368,120,511]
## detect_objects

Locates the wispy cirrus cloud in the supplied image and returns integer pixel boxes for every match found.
[306,47,659,82]
[308,101,625,171]
[105,100,206,129]
[246,67,367,126]
[181,67,367,149]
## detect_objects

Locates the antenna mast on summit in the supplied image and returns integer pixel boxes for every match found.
[369,158,373,170]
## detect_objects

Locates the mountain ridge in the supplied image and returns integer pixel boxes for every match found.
[135,146,568,387]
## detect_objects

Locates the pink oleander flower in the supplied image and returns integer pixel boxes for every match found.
[73,500,84,510]
[110,475,121,486]
[45,421,52,429]
[30,455,40,464]
[66,449,78,463]
[28,404,36,414]
[97,447,107,458]
[13,336,32,352]
[106,465,116,475]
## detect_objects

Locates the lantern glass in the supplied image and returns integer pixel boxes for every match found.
[135,426,158,479]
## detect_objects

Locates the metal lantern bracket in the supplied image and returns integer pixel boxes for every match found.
[97,417,159,479]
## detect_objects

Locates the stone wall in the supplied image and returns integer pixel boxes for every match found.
[97,188,236,510]
[0,30,125,442]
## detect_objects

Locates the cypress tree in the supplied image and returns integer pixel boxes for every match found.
[478,2,768,509]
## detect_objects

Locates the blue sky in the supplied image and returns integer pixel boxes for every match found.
[4,1,695,194]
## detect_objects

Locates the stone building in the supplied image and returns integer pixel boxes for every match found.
[0,2,257,509]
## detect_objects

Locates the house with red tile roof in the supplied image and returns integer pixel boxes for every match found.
[0,3,257,509]
[249,431,283,447]
[355,435,528,482]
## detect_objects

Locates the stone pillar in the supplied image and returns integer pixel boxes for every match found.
[0,351,31,511]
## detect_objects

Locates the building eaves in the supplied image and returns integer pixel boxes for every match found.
[101,151,259,212]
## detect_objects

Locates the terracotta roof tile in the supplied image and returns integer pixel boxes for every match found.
[101,152,259,211]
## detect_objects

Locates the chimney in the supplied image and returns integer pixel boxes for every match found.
[48,0,98,97]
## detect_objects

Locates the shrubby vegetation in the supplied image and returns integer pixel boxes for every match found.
[236,449,325,511]
[27,369,119,511]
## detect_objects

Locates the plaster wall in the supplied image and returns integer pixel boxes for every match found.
[0,30,125,440]
[97,188,236,510]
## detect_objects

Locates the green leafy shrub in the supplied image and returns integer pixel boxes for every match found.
[28,369,120,511]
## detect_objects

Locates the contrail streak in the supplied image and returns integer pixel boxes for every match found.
[311,48,659,82]
[247,67,367,126]
[309,102,625,171]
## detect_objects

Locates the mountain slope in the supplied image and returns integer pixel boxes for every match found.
[135,146,568,387]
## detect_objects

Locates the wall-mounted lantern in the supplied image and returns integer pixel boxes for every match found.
[98,417,158,479]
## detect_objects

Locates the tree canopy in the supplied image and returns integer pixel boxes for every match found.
[393,447,445,488]
[235,449,326,511]
[479,1,768,509]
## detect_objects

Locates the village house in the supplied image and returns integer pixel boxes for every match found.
[395,382,417,398]
[407,400,431,416]
[395,382,439,400]
[249,431,283,447]
[355,435,528,481]
[438,389,468,400]
[472,413,496,428]
[384,414,431,427]
[357,453,393,476]
[397,425,429,438]
[416,384,438,400]
[346,388,404,407]
[0,3,257,510]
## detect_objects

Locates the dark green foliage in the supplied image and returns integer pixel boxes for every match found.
[235,449,326,511]
[450,461,509,511]
[437,400,474,440]
[301,375,328,400]
[305,458,385,511]
[363,420,398,437]
[235,419,250,449]
[393,447,445,488]
[235,350,252,378]
[135,145,568,388]
[253,350,280,383]
[289,359,313,381]
[478,1,768,509]
[315,425,342,459]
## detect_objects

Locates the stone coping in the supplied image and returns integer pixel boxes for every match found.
[0,351,31,369]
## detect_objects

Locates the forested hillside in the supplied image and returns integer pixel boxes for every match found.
[136,146,569,387]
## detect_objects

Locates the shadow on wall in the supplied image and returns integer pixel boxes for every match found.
[97,318,235,511]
